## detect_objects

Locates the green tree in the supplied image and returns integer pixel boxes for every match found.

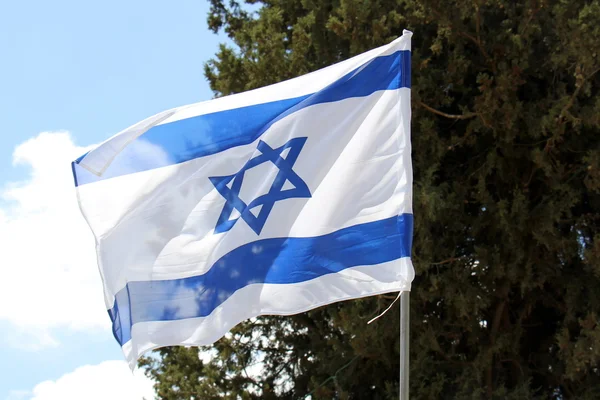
[140,0,600,398]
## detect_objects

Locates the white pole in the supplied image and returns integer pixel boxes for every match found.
[399,291,410,400]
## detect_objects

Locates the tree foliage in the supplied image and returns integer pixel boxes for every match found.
[140,0,600,398]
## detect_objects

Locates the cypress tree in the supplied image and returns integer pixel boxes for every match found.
[140,0,600,398]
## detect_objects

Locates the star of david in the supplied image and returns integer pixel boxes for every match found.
[209,137,311,235]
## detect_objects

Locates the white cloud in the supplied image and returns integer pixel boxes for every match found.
[2,325,60,351]
[6,390,30,400]
[0,132,109,347]
[23,361,154,400]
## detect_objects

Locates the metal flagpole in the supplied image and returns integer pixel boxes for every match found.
[399,291,410,400]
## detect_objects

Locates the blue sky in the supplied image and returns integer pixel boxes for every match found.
[0,0,220,184]
[0,1,226,398]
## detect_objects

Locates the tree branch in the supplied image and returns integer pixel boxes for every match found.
[419,101,478,120]
[522,1,541,34]
[559,66,600,121]
[475,1,482,46]
[546,66,600,152]
[486,299,506,398]
[430,256,466,265]
[486,281,510,398]
[431,8,496,73]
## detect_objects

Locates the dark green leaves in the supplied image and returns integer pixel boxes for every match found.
[142,1,600,398]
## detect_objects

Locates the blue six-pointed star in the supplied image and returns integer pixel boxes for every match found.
[209,137,312,235]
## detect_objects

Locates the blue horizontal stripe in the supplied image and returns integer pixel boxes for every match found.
[75,50,410,186]
[109,213,413,346]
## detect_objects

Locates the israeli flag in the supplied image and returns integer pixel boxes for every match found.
[73,31,414,367]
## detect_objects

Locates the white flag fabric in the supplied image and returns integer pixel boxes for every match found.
[73,30,414,368]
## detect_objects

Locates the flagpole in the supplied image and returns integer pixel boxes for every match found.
[399,291,410,399]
